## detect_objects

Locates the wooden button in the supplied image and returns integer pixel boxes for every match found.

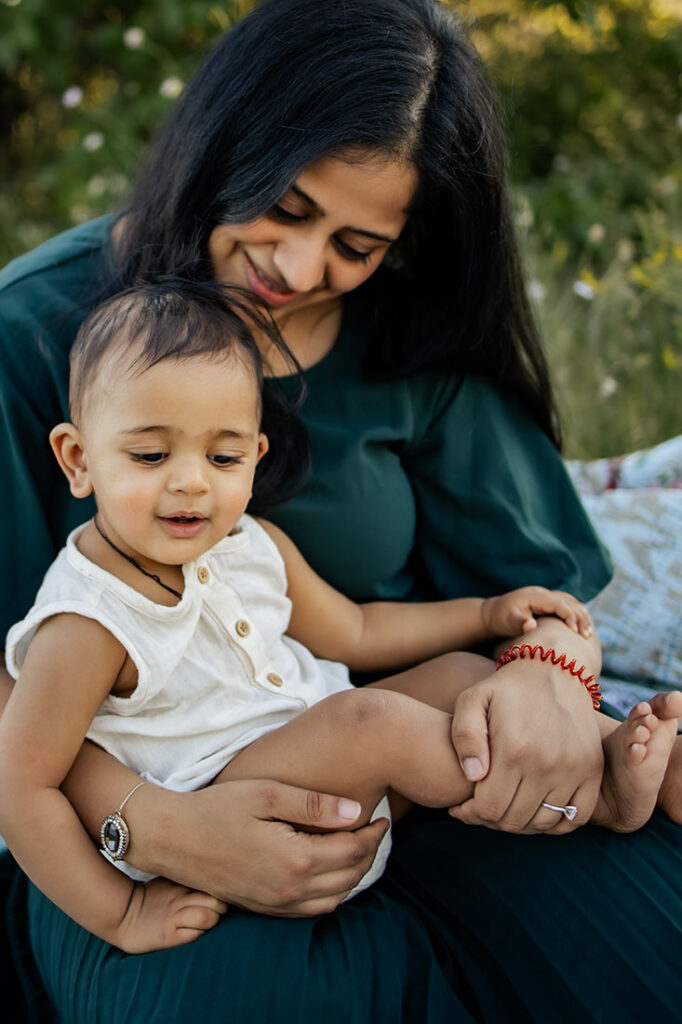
[197,566,210,584]
[235,619,251,637]
[267,672,283,687]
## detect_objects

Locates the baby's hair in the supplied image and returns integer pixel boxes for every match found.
[69,277,310,513]
[70,278,269,426]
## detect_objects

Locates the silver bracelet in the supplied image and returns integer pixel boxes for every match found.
[99,781,148,861]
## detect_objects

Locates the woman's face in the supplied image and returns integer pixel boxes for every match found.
[208,152,417,321]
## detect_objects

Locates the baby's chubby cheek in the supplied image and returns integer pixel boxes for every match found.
[102,481,157,526]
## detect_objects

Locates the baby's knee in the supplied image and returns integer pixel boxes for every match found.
[321,687,409,735]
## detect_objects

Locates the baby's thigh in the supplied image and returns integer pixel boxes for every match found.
[368,651,494,713]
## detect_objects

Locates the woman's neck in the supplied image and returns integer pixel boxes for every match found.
[260,297,343,376]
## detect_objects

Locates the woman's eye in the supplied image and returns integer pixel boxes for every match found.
[130,452,167,464]
[333,238,373,264]
[268,204,306,224]
[209,454,243,466]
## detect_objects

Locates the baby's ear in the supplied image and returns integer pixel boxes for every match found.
[49,423,93,499]
[257,432,269,463]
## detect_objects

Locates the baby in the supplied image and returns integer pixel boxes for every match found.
[1,280,679,955]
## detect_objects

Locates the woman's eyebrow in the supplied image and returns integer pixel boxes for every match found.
[290,183,398,244]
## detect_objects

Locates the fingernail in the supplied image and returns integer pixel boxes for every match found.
[338,799,361,820]
[462,757,484,781]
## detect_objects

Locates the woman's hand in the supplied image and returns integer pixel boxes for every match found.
[126,778,389,916]
[448,617,604,834]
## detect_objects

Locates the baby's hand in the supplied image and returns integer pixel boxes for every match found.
[117,877,227,954]
[481,586,593,639]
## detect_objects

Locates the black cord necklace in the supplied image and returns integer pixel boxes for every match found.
[93,517,183,600]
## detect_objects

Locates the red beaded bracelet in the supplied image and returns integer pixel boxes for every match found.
[495,643,602,710]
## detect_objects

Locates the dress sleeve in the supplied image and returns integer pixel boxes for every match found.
[0,302,93,642]
[402,375,612,602]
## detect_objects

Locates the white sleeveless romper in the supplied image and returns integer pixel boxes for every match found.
[6,514,391,892]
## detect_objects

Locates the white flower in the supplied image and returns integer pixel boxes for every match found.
[655,175,676,197]
[599,376,618,398]
[124,27,145,49]
[87,175,107,197]
[527,280,546,302]
[159,77,184,99]
[573,280,595,301]
[617,238,634,262]
[587,223,605,244]
[61,86,83,109]
[82,132,104,152]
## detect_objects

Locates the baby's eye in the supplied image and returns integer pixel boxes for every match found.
[130,452,168,464]
[209,454,243,466]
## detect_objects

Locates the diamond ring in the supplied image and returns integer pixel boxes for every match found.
[541,801,578,821]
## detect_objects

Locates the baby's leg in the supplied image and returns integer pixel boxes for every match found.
[216,684,474,829]
[592,691,682,832]
[365,651,495,711]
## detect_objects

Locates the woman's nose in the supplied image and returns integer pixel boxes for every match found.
[273,237,327,294]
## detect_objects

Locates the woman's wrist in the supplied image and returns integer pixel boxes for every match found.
[496,643,602,709]
[122,782,183,877]
[495,645,597,714]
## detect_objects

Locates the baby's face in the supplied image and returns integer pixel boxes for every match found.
[76,350,267,569]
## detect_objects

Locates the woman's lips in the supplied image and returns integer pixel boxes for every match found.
[243,253,299,308]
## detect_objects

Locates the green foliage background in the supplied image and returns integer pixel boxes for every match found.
[1,0,680,456]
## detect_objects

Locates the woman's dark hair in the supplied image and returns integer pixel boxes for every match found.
[112,0,561,446]
[70,278,309,514]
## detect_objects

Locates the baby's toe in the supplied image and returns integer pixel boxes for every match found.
[628,701,652,722]
[649,690,682,720]
[625,741,648,766]
[630,722,651,744]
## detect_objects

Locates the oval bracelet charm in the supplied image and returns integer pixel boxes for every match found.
[99,781,147,861]
[100,812,130,860]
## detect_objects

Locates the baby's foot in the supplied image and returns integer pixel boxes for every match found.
[657,721,682,825]
[593,691,682,833]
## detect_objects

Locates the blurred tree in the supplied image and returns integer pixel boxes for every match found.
[1,0,680,453]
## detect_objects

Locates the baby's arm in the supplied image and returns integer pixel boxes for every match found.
[0,613,224,952]
[260,521,592,672]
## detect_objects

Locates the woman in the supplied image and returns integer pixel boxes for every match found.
[1,0,679,1020]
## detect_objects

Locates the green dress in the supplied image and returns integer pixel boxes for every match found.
[1,220,680,1023]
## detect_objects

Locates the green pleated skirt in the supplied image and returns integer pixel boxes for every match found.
[24,810,682,1023]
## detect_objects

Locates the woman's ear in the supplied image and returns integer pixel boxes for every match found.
[49,423,93,498]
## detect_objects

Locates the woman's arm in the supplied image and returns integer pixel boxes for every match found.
[0,658,387,917]
[401,376,612,833]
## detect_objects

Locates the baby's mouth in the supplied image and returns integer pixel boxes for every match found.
[159,514,208,538]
